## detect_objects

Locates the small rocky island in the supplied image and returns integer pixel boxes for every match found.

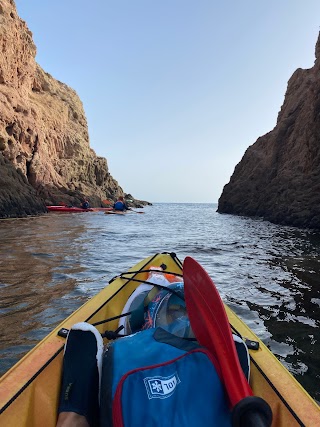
[218,33,320,230]
[0,1,148,219]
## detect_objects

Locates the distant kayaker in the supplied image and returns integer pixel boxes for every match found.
[81,199,90,209]
[113,196,130,211]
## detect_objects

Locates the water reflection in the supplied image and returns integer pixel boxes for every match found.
[0,205,319,402]
[0,215,90,372]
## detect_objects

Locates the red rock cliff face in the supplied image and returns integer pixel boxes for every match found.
[0,0,124,215]
[218,33,320,229]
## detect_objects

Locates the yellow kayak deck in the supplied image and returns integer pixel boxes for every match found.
[0,252,319,426]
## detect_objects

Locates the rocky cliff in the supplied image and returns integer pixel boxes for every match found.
[218,32,320,229]
[0,0,131,218]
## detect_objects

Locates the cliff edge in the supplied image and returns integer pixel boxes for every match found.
[218,32,320,229]
[0,0,134,218]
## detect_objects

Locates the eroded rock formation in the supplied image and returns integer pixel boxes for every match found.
[218,32,320,229]
[0,0,135,217]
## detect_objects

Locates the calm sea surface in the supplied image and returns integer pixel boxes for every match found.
[0,203,319,401]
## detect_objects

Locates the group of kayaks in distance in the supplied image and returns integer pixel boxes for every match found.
[46,206,113,213]
[46,196,145,215]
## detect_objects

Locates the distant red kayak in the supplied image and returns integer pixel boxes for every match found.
[46,206,113,213]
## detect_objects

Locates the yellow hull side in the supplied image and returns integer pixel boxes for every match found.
[0,253,318,426]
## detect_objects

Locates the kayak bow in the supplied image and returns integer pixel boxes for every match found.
[0,252,318,427]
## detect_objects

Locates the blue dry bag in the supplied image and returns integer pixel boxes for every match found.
[100,328,232,427]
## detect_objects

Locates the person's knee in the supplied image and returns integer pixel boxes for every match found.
[56,411,90,427]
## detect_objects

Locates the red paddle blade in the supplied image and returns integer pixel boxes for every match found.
[183,256,253,408]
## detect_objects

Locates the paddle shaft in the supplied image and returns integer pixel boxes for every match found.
[183,257,252,405]
[183,257,272,427]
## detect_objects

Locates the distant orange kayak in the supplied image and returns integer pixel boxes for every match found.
[104,209,145,215]
[104,210,126,215]
[90,207,114,212]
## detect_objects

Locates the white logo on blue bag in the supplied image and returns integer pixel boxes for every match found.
[144,372,181,399]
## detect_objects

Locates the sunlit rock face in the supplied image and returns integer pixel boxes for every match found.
[218,33,320,229]
[0,0,124,216]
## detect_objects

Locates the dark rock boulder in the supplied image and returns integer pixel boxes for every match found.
[0,153,47,218]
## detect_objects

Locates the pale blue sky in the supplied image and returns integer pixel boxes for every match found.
[15,1,320,203]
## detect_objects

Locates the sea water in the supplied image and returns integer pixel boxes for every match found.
[0,203,319,401]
